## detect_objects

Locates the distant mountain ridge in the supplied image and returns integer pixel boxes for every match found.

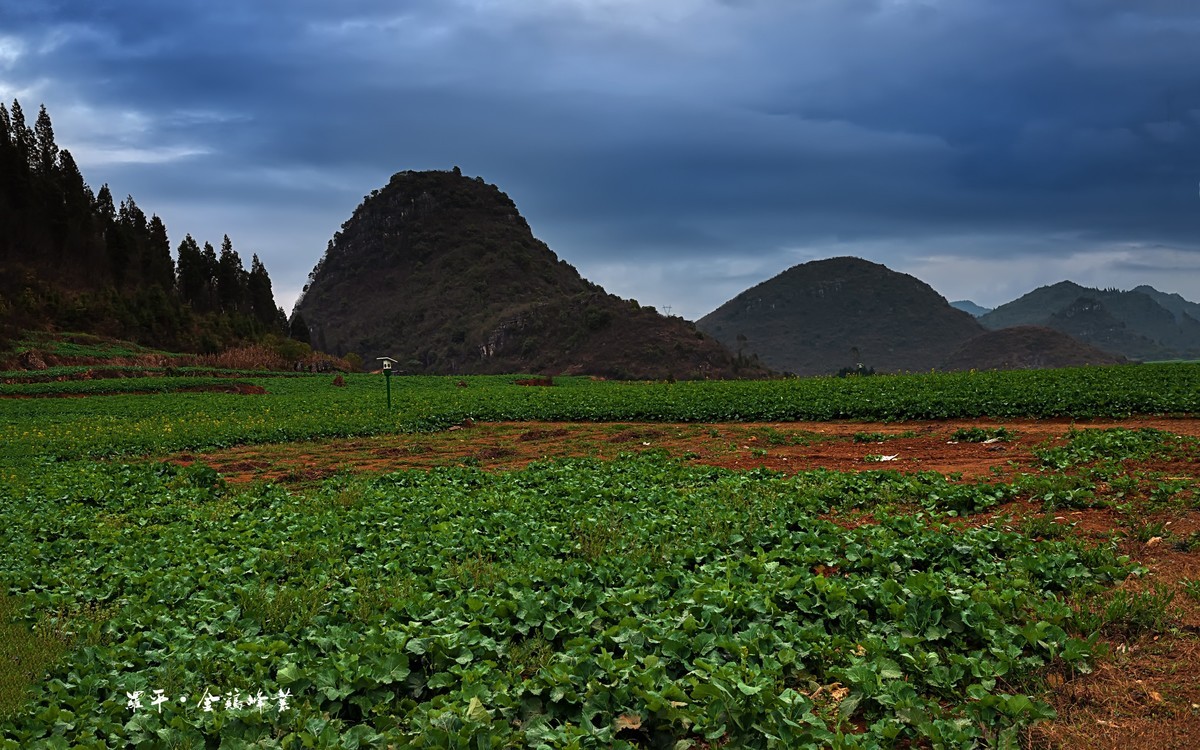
[950,300,992,317]
[293,169,763,379]
[979,281,1200,361]
[696,258,1129,375]
[1131,285,1200,325]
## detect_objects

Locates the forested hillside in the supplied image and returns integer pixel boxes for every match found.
[0,100,287,352]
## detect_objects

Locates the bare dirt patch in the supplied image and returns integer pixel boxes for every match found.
[174,417,1200,486]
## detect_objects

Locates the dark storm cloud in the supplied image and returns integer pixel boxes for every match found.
[2,0,1199,318]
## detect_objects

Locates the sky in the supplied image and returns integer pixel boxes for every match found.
[2,0,1200,320]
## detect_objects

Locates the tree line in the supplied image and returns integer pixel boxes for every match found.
[0,99,304,352]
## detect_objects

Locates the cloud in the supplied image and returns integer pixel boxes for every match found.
[69,144,210,167]
[2,0,1199,319]
[0,35,23,68]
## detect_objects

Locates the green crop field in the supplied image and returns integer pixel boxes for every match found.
[1,364,1198,748]
[2,363,1198,464]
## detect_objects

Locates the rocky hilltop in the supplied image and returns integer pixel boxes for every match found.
[293,169,763,379]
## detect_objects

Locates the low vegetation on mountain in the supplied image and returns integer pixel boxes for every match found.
[293,169,763,379]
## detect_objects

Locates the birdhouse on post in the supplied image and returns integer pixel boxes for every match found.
[377,357,398,409]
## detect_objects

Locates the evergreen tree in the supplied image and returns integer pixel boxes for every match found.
[0,99,294,354]
[9,100,35,170]
[175,234,207,307]
[288,312,312,346]
[118,195,146,228]
[0,101,32,233]
[109,195,150,287]
[95,184,116,221]
[201,241,219,312]
[0,103,16,261]
[55,149,100,267]
[216,234,248,314]
[145,215,175,290]
[34,105,58,176]
[248,253,284,330]
[0,102,10,148]
[56,150,93,220]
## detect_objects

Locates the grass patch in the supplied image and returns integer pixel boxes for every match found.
[950,426,1014,443]
[1181,579,1200,602]
[0,594,73,718]
[1074,584,1179,638]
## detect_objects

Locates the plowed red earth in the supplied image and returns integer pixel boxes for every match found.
[174,417,1200,750]
[174,417,1200,485]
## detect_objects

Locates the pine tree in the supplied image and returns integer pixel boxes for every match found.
[95,184,116,221]
[201,241,219,312]
[34,105,58,176]
[0,102,17,261]
[0,101,32,230]
[289,312,312,346]
[145,215,175,290]
[55,149,100,267]
[248,253,284,330]
[0,102,10,149]
[216,234,248,314]
[8,100,35,170]
[175,234,207,307]
[56,150,92,215]
[110,195,150,287]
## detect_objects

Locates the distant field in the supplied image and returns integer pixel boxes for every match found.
[1,365,1198,748]
[2,364,1199,464]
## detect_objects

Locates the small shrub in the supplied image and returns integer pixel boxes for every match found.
[853,432,890,444]
[1123,518,1169,543]
[199,344,287,371]
[1172,531,1200,553]
[1020,513,1073,540]
[1075,583,1178,638]
[1181,579,1200,602]
[951,426,1013,443]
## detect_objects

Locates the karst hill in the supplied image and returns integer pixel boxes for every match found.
[696,257,1123,375]
[293,169,763,379]
[979,281,1200,362]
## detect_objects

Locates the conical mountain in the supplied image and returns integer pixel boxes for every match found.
[696,257,984,375]
[293,169,761,378]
